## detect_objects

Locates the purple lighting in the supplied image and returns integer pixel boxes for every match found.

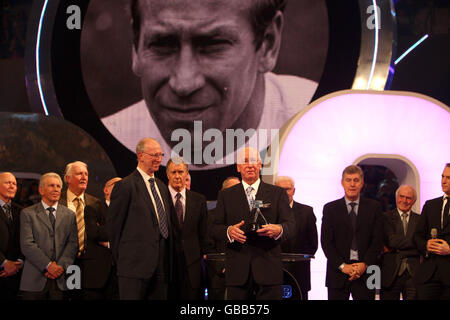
[277,90,450,299]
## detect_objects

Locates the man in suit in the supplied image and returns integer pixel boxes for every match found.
[275,176,318,300]
[414,163,450,299]
[0,172,23,299]
[166,158,208,299]
[108,137,175,300]
[381,185,420,300]
[211,147,295,300]
[20,173,78,300]
[60,161,113,300]
[321,165,383,300]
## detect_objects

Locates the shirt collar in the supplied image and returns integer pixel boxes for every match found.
[67,188,85,204]
[136,166,155,182]
[242,178,261,194]
[168,185,186,200]
[397,208,411,217]
[0,198,9,208]
[41,200,58,212]
[344,197,360,207]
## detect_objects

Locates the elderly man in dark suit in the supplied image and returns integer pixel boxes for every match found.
[321,165,383,300]
[166,158,208,300]
[59,161,113,300]
[414,163,450,300]
[381,185,420,300]
[211,147,295,300]
[0,172,23,299]
[108,137,175,300]
[276,176,318,300]
[20,173,78,300]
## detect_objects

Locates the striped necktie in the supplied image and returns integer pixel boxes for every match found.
[73,197,86,254]
[149,178,169,239]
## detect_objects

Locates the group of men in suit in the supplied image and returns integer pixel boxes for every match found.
[321,164,450,300]
[2,137,449,300]
[0,163,119,300]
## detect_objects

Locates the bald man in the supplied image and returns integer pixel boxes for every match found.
[211,148,294,300]
[0,172,23,299]
[108,138,175,300]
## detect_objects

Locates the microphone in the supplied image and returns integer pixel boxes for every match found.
[426,228,438,258]
[431,228,438,239]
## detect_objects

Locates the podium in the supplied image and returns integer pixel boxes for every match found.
[204,253,313,300]
[281,253,314,300]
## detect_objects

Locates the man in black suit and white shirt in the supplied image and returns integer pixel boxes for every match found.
[321,165,383,300]
[414,163,450,299]
[166,158,208,300]
[381,185,420,300]
[60,161,113,300]
[276,176,318,300]
[20,173,78,300]
[108,138,175,300]
[0,172,23,299]
[211,147,295,300]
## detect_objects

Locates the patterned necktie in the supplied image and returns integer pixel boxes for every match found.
[3,203,12,223]
[246,186,255,210]
[349,202,358,251]
[401,212,408,235]
[175,192,183,228]
[149,178,168,239]
[47,207,56,229]
[73,197,86,254]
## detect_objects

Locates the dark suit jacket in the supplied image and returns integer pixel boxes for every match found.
[381,209,420,288]
[211,181,295,286]
[414,196,450,285]
[171,189,208,289]
[321,197,383,289]
[20,203,78,291]
[107,170,174,280]
[59,191,112,289]
[0,202,22,266]
[281,201,318,292]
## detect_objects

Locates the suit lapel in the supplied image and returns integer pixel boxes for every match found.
[36,203,53,231]
[339,198,352,232]
[406,212,418,238]
[133,171,157,222]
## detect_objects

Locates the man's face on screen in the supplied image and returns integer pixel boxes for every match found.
[132,0,267,147]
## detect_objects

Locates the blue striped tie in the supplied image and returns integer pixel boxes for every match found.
[149,178,168,239]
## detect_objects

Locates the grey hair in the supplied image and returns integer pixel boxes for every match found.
[39,172,63,188]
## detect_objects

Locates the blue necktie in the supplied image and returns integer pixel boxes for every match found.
[149,178,168,239]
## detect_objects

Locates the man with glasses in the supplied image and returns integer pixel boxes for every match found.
[108,137,175,300]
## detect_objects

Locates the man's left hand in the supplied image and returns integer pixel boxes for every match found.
[428,239,450,255]
[256,224,282,239]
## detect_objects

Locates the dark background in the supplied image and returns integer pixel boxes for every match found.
[0,0,449,200]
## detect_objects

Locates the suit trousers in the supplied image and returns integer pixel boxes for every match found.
[21,279,65,300]
[417,268,450,300]
[381,271,416,300]
[118,237,169,300]
[226,270,282,300]
[328,276,375,300]
[0,273,20,300]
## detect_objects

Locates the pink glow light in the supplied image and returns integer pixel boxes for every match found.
[277,90,450,299]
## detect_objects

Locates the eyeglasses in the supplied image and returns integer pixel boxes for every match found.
[142,152,165,158]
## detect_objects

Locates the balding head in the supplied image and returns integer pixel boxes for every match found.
[0,172,17,203]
